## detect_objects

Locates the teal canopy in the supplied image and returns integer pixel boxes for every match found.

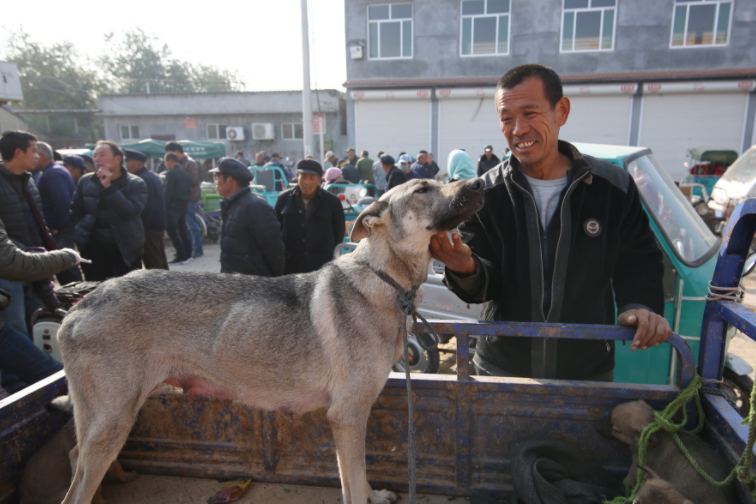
[120,139,227,160]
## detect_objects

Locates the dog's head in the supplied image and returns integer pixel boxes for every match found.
[350,178,485,254]
[597,400,655,446]
[633,465,694,504]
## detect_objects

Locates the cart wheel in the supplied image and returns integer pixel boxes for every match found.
[393,335,441,374]
[722,368,753,417]
[196,212,208,239]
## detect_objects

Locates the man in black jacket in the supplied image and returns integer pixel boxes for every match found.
[163,153,193,265]
[477,145,501,176]
[431,64,671,381]
[275,159,345,274]
[381,155,407,191]
[211,158,284,276]
[71,141,147,281]
[125,149,168,269]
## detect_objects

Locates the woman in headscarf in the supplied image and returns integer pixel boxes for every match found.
[447,150,477,181]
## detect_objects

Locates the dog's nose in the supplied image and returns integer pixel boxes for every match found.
[466,178,484,191]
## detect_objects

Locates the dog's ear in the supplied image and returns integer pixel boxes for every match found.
[351,200,389,242]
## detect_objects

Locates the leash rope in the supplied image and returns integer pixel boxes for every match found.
[604,373,756,503]
[361,262,441,504]
[706,282,745,302]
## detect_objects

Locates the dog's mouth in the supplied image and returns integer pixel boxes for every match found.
[432,186,485,232]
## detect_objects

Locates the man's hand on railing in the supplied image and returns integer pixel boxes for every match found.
[618,308,672,351]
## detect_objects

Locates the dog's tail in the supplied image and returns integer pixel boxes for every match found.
[48,394,74,415]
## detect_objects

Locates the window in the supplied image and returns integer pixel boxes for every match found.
[207,124,227,140]
[671,0,732,47]
[368,3,413,59]
[120,125,139,140]
[460,0,511,56]
[282,123,304,140]
[561,0,616,52]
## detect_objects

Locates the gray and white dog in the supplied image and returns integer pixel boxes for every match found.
[58,177,485,504]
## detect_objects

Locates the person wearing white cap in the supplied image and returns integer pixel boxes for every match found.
[323,151,339,169]
[477,144,501,177]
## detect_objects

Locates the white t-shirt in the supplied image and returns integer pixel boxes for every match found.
[522,173,569,230]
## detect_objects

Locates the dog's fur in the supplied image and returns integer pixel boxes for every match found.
[58,178,484,504]
[633,465,694,504]
[598,400,735,504]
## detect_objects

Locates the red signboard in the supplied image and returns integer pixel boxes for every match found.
[312,114,325,134]
[184,118,197,129]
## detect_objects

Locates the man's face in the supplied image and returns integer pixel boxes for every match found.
[35,147,50,170]
[496,77,569,168]
[165,159,177,170]
[256,153,265,163]
[382,163,392,173]
[428,154,433,163]
[297,172,321,198]
[400,162,411,173]
[215,173,232,197]
[347,150,355,158]
[14,141,38,172]
[64,164,82,182]
[485,150,493,159]
[167,149,183,160]
[417,154,426,164]
[329,156,338,163]
[84,160,96,173]
[93,145,121,173]
[125,159,143,173]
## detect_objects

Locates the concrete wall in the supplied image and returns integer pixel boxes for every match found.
[99,90,347,162]
[345,0,756,86]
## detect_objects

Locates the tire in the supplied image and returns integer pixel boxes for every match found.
[392,335,441,374]
[196,212,208,239]
[722,367,753,417]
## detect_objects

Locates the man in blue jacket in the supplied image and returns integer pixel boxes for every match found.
[125,149,168,269]
[35,142,81,283]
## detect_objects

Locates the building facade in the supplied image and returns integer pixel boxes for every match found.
[344,0,756,179]
[99,90,347,165]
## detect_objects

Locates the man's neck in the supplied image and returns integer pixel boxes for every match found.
[110,166,124,180]
[3,160,27,176]
[518,151,571,181]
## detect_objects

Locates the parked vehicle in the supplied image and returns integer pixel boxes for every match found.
[248,165,291,207]
[708,145,756,235]
[4,200,756,503]
[679,147,740,233]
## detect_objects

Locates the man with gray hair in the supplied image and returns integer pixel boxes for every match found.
[35,141,81,283]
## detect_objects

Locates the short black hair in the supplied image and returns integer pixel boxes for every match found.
[361,149,369,157]
[53,150,62,161]
[221,173,250,188]
[0,130,37,162]
[496,64,563,108]
[164,153,179,163]
[165,141,184,154]
[236,150,244,157]
[95,140,124,164]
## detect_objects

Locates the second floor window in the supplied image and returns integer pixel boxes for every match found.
[207,124,227,140]
[282,123,304,140]
[561,0,616,52]
[120,125,139,140]
[368,4,413,59]
[461,0,511,56]
[671,0,732,47]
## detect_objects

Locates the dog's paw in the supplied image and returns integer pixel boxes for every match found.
[371,489,398,503]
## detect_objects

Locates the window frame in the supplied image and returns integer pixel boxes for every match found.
[559,0,618,53]
[366,3,414,60]
[281,122,304,140]
[119,125,140,140]
[206,123,228,140]
[459,0,512,57]
[668,0,733,49]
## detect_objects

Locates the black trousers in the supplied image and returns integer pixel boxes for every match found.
[53,226,83,285]
[166,209,191,261]
[143,229,169,270]
[80,239,142,281]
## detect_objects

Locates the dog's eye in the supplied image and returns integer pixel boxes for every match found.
[414,188,427,194]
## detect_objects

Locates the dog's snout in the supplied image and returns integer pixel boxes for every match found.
[466,178,484,191]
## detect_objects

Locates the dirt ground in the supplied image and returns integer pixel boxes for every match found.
[103,475,463,504]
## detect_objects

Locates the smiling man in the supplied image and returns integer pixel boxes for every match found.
[430,64,670,381]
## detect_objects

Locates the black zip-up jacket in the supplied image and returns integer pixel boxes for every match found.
[133,167,167,232]
[386,166,407,191]
[444,141,664,380]
[0,164,47,247]
[164,166,192,214]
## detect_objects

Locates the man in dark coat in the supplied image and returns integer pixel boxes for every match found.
[211,158,284,276]
[35,141,81,284]
[166,142,203,258]
[125,149,168,269]
[162,153,193,265]
[70,141,147,281]
[381,155,407,191]
[431,64,670,381]
[477,145,501,176]
[275,159,345,274]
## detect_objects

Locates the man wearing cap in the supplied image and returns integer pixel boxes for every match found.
[340,148,359,168]
[477,145,501,177]
[210,158,284,276]
[163,153,193,265]
[372,150,387,191]
[323,151,339,169]
[274,160,345,274]
[236,150,252,168]
[125,149,168,270]
[62,155,86,183]
[36,142,81,284]
[397,154,419,181]
[264,152,294,183]
[80,154,96,174]
[165,141,203,259]
[382,155,407,191]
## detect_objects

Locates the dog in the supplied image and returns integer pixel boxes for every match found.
[597,400,736,504]
[57,177,485,504]
[633,465,694,504]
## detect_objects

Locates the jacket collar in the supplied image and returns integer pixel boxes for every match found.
[0,164,31,183]
[505,140,591,188]
[225,186,250,205]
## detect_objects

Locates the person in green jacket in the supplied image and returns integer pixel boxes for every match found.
[0,217,81,396]
[355,150,375,184]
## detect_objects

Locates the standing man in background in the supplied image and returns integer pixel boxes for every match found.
[165,142,203,259]
[236,150,252,167]
[382,155,407,191]
[477,145,501,176]
[410,152,429,178]
[62,155,86,183]
[372,150,386,191]
[125,149,168,269]
[162,152,193,266]
[355,150,374,184]
[36,141,81,284]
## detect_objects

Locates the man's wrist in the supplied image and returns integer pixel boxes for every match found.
[450,257,477,277]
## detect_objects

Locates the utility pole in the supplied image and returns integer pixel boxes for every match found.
[300,0,314,159]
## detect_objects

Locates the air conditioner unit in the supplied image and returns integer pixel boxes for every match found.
[226,126,245,141]
[252,123,275,140]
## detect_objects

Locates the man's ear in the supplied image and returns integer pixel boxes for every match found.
[351,200,388,242]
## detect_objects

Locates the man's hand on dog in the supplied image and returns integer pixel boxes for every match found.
[430,232,477,275]
[618,309,672,351]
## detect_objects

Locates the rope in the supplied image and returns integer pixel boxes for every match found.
[361,262,441,504]
[604,373,756,503]
[706,282,744,302]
